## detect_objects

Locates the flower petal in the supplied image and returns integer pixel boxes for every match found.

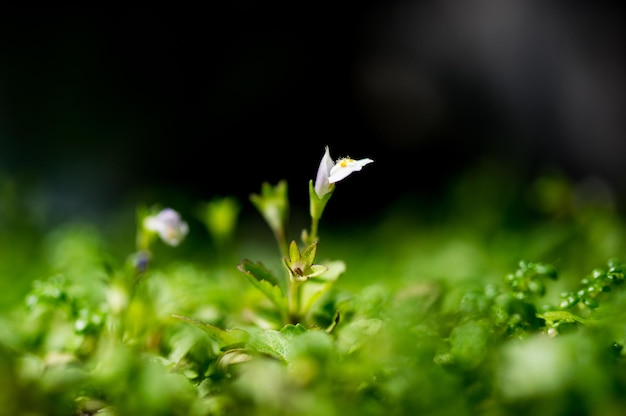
[328,158,374,183]
[314,146,336,198]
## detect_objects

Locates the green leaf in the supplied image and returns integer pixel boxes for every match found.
[308,265,328,277]
[247,324,308,362]
[238,259,280,287]
[312,260,345,282]
[301,260,345,314]
[238,260,287,313]
[249,180,289,234]
[288,328,334,360]
[280,323,308,337]
[171,314,249,349]
[288,240,300,263]
[301,241,318,267]
[537,310,591,326]
[336,318,383,354]
[247,329,290,362]
[449,320,491,370]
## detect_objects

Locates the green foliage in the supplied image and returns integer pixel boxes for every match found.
[1,164,626,415]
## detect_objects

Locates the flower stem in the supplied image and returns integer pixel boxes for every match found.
[275,230,289,262]
[288,279,301,324]
[309,215,320,244]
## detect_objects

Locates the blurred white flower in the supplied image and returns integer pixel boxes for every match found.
[143,208,189,246]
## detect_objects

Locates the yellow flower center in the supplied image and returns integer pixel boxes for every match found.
[338,158,354,168]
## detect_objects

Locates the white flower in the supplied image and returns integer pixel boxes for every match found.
[314,146,336,198]
[143,208,189,246]
[314,146,374,198]
[328,156,374,183]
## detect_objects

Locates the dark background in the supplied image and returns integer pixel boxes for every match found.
[1,2,624,227]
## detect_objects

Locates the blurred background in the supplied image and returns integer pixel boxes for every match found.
[1,2,624,227]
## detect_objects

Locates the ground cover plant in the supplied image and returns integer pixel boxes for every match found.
[1,148,625,416]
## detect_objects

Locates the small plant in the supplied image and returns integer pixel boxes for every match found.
[236,146,373,326]
[173,146,376,378]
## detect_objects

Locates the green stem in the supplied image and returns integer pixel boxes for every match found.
[309,215,320,244]
[288,279,301,324]
[275,229,289,260]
